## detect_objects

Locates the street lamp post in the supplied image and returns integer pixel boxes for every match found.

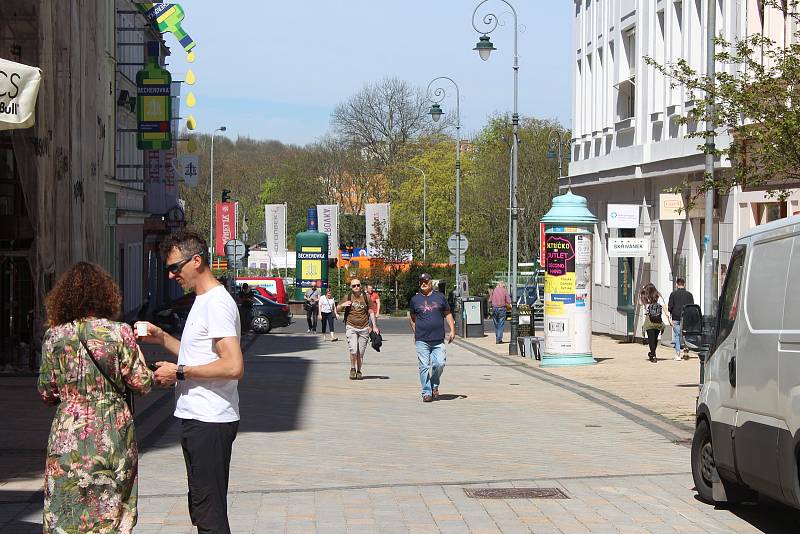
[427,76,462,298]
[407,164,428,263]
[209,125,227,258]
[472,0,520,355]
[547,129,571,185]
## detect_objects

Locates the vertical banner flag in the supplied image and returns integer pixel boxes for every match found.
[316,205,339,260]
[215,202,237,256]
[264,204,287,266]
[365,203,390,257]
[0,58,42,130]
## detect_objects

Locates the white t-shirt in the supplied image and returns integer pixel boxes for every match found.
[174,285,241,423]
[319,295,336,314]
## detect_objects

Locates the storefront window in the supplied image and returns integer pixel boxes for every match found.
[0,147,15,216]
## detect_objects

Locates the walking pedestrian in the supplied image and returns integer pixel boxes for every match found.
[337,278,379,380]
[668,277,695,361]
[38,262,154,534]
[639,283,671,363]
[488,281,511,344]
[366,284,381,316]
[304,282,321,333]
[136,230,243,534]
[318,288,339,341]
[409,273,456,402]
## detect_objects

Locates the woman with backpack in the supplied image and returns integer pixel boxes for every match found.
[337,278,379,380]
[639,283,671,363]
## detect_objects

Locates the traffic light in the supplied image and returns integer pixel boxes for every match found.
[221,189,231,202]
[243,243,250,262]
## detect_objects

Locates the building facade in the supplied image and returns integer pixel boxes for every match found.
[569,0,800,338]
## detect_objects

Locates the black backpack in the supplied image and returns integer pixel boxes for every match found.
[646,302,663,321]
[344,292,370,324]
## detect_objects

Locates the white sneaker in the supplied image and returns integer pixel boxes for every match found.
[673,355,683,361]
[306,329,311,333]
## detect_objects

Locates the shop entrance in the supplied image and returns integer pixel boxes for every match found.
[0,256,35,370]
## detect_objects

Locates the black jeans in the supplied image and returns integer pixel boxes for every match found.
[306,305,318,331]
[646,329,660,359]
[180,419,239,534]
[321,312,335,333]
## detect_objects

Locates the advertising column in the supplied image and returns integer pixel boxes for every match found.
[295,208,329,298]
[539,191,598,367]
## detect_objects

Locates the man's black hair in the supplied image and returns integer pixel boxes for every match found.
[160,230,209,266]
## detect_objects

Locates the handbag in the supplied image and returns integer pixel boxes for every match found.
[79,330,135,413]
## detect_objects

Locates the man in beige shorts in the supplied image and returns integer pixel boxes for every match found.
[337,278,379,380]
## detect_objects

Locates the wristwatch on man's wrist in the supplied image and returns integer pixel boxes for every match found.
[176,364,185,381]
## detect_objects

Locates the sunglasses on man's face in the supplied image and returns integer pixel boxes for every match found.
[167,255,197,275]
[351,284,361,288]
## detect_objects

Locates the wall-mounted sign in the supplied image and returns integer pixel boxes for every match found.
[137,3,196,53]
[137,42,172,150]
[658,193,685,221]
[608,237,650,258]
[607,204,640,229]
[175,154,199,187]
[0,58,42,130]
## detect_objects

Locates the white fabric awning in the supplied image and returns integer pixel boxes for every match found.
[0,58,42,130]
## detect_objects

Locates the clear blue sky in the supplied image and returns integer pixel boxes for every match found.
[169,1,572,146]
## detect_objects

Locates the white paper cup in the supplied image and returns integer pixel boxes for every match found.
[136,322,148,337]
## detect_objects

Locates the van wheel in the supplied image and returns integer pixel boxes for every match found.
[252,315,271,334]
[691,419,715,503]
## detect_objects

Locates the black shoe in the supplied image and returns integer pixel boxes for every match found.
[649,353,657,363]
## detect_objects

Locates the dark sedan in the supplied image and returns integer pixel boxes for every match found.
[151,290,291,335]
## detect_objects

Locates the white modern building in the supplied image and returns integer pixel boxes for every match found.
[569,0,800,338]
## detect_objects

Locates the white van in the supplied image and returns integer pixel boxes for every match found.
[692,215,800,508]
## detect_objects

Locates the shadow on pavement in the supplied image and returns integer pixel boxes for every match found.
[703,497,800,532]
[436,394,468,401]
[360,375,390,380]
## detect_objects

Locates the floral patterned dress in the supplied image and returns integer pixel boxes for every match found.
[37,319,153,534]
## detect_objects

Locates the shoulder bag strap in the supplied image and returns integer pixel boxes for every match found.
[78,326,127,401]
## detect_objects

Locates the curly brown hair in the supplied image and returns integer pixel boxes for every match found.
[46,262,122,327]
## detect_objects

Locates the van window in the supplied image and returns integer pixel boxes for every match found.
[746,237,792,330]
[715,245,745,348]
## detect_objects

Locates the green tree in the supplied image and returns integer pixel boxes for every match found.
[646,0,800,200]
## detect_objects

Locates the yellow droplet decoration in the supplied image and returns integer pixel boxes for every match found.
[186,92,197,108]
[187,50,196,63]
[187,137,198,154]
[185,69,196,85]
[186,115,196,130]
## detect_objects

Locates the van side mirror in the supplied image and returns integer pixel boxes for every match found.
[681,304,703,336]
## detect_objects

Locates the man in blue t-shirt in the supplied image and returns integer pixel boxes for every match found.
[409,273,455,402]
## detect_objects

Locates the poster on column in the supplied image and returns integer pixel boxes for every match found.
[365,203,390,257]
[543,230,593,355]
[264,204,287,266]
[215,202,237,256]
[317,204,339,259]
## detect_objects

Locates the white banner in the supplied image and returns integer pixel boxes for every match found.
[365,203,390,257]
[316,204,339,256]
[264,204,287,265]
[608,237,650,258]
[0,58,42,130]
[607,204,640,229]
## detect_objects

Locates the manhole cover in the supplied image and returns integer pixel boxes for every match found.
[463,488,569,499]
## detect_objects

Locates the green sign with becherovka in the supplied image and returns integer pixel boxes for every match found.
[137,42,172,150]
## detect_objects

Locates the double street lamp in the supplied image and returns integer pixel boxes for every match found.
[427,76,462,297]
[209,125,227,258]
[472,0,520,355]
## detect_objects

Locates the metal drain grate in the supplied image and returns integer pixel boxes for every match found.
[463,488,569,499]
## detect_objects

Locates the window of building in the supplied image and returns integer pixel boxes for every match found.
[0,147,15,216]
[755,202,787,225]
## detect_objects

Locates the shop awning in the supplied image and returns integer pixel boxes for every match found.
[0,58,42,130]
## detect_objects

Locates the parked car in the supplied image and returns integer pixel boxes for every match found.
[151,289,291,335]
[235,276,288,304]
[691,215,800,509]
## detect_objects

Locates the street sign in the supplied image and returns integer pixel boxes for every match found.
[449,254,466,265]
[225,239,246,263]
[447,234,469,254]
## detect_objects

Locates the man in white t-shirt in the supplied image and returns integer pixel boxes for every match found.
[136,230,243,534]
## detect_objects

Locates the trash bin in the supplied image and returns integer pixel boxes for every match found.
[460,296,484,338]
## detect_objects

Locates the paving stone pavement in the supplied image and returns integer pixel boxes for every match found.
[3,319,800,532]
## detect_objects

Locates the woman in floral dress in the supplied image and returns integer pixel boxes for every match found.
[37,262,154,533]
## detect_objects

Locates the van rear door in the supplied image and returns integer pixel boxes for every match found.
[735,233,791,499]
